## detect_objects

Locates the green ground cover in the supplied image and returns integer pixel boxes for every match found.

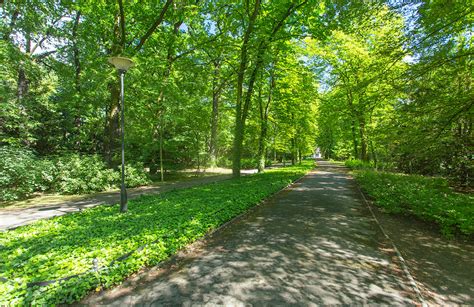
[0,162,313,305]
[354,170,473,237]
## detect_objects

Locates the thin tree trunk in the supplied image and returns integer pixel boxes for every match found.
[370,139,377,168]
[159,120,164,182]
[351,119,359,159]
[291,138,296,165]
[209,60,220,167]
[359,118,368,161]
[257,63,276,172]
[72,11,82,150]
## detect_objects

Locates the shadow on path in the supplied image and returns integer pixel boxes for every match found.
[83,160,416,305]
[372,206,474,305]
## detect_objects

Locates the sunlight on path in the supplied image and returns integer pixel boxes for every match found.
[83,160,419,305]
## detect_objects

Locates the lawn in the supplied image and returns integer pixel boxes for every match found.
[0,162,313,305]
[354,170,474,237]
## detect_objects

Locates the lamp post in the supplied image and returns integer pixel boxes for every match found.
[108,57,134,212]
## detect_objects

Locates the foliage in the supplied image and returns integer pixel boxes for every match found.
[50,154,118,194]
[0,147,41,201]
[354,170,474,237]
[123,162,150,188]
[344,159,374,170]
[307,2,472,184]
[0,147,150,201]
[0,162,313,305]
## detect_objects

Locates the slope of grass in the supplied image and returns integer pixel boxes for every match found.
[0,162,313,305]
[354,170,473,237]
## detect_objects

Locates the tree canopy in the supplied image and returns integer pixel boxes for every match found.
[1,0,472,186]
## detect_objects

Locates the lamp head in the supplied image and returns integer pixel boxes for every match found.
[108,57,134,72]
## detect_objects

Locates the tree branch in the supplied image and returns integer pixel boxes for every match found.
[134,0,173,53]
[118,0,126,48]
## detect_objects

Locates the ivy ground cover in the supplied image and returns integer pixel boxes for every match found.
[0,162,313,305]
[354,170,473,237]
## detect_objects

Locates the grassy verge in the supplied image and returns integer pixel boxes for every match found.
[0,172,229,210]
[354,170,473,237]
[0,162,313,305]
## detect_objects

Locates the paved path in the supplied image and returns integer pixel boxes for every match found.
[0,174,237,230]
[84,160,418,305]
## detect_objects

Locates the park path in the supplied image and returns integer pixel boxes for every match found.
[84,160,419,305]
[0,173,244,230]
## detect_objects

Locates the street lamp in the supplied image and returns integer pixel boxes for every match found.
[108,56,134,212]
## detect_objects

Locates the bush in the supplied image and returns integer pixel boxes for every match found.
[345,159,374,170]
[354,170,474,237]
[123,163,150,188]
[0,162,313,304]
[0,147,39,201]
[240,158,256,169]
[51,154,118,194]
[0,146,151,201]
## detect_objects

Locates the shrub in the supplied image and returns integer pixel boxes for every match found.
[0,146,151,201]
[354,170,474,236]
[344,159,373,170]
[0,147,39,201]
[240,158,257,169]
[51,154,118,194]
[122,163,150,188]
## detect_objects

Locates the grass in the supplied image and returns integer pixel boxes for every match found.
[0,162,313,305]
[354,170,474,237]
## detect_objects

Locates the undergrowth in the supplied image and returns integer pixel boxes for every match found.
[354,170,473,237]
[0,162,313,305]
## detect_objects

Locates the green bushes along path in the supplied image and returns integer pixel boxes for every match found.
[0,162,313,305]
[0,147,149,201]
[354,170,473,237]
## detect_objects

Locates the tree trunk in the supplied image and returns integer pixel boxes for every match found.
[232,0,260,178]
[257,64,275,172]
[72,11,82,150]
[104,12,124,166]
[359,118,368,161]
[257,123,268,172]
[291,138,296,165]
[351,119,359,159]
[105,80,121,166]
[17,66,29,101]
[370,139,377,168]
[209,60,220,167]
[159,121,164,182]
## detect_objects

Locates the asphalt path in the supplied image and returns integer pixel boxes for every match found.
[84,160,418,305]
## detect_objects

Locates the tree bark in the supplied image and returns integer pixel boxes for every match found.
[257,63,276,172]
[232,0,261,178]
[159,118,164,182]
[351,119,358,159]
[359,118,368,161]
[209,60,221,167]
[72,11,82,149]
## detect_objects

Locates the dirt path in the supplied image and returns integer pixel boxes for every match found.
[83,160,419,305]
[0,174,236,230]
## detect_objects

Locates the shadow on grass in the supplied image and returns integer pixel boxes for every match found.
[0,166,311,304]
[85,167,415,305]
